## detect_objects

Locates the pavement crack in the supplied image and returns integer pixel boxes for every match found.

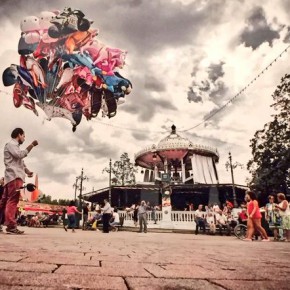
[52,264,62,273]
[144,268,157,278]
[15,257,28,262]
[158,264,167,270]
[206,279,229,290]
[123,277,131,290]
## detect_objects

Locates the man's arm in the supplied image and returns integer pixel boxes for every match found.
[26,140,38,154]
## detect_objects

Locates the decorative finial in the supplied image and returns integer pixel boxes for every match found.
[171,124,176,134]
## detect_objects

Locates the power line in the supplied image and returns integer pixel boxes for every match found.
[181,44,290,132]
[91,119,167,133]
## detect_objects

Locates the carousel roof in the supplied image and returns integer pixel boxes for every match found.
[157,127,191,150]
[135,125,219,169]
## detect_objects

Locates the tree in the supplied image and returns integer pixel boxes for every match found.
[37,194,52,204]
[103,152,138,186]
[247,74,290,194]
[36,195,71,205]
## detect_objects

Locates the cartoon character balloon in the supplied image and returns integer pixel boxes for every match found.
[3,7,132,132]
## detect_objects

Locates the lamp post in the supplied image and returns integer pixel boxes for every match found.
[226,152,243,208]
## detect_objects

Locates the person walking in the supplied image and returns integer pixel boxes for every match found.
[101,199,112,233]
[138,200,148,233]
[244,191,270,242]
[0,128,38,234]
[65,200,82,233]
[265,195,281,240]
[82,203,89,230]
[275,193,290,242]
[132,203,139,227]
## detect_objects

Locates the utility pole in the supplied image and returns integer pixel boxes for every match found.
[78,168,88,206]
[228,152,237,207]
[73,177,79,201]
[109,159,112,204]
[226,152,243,208]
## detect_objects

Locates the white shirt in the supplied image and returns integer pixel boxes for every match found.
[102,202,112,214]
[112,212,120,223]
[207,216,215,224]
[195,209,204,218]
[4,139,29,183]
[279,201,290,216]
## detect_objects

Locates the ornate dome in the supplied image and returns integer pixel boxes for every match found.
[134,124,219,170]
[157,125,191,151]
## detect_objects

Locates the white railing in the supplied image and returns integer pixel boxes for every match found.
[171,211,195,222]
[118,210,163,223]
[88,210,198,230]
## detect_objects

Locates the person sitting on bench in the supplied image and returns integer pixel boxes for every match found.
[194,205,206,235]
[110,208,120,231]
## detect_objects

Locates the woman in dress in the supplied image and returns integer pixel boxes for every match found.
[244,191,270,242]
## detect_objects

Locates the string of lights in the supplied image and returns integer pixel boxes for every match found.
[180,44,290,132]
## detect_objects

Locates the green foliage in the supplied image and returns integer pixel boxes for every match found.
[103,152,138,186]
[37,194,71,205]
[247,74,290,193]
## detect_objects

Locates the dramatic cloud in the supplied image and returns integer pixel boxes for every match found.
[240,6,280,49]
[144,76,166,92]
[187,61,229,106]
[0,0,289,199]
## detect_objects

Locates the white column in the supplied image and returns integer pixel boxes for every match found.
[161,188,173,229]
[181,158,186,183]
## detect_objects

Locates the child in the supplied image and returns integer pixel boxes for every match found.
[65,200,82,233]
[206,212,216,235]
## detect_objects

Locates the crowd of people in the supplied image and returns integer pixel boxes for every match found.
[17,211,61,228]
[0,127,289,241]
[192,191,290,242]
[193,200,237,235]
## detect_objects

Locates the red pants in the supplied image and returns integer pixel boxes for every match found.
[0,179,23,229]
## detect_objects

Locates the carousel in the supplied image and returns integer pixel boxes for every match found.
[84,125,247,210]
[135,125,219,185]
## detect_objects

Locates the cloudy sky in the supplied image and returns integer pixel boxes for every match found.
[0,0,289,200]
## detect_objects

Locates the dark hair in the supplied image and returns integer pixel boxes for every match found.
[11,128,24,139]
[69,200,76,206]
[277,193,286,201]
[114,208,118,213]
[246,191,257,200]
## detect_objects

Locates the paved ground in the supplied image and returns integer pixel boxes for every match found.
[0,227,289,290]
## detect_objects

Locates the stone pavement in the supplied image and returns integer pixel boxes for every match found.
[0,227,289,290]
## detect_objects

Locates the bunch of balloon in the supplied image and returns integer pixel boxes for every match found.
[2,7,132,132]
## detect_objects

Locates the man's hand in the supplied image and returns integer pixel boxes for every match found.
[31,140,38,147]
